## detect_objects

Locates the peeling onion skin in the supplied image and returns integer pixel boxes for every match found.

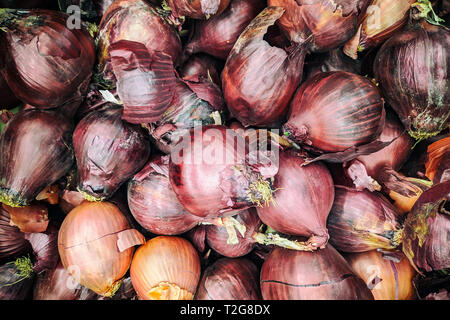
[58,201,138,297]
[184,0,266,60]
[222,6,308,128]
[167,0,232,19]
[260,244,374,300]
[73,104,151,201]
[283,71,385,153]
[127,155,202,235]
[402,181,450,272]
[0,9,95,110]
[0,109,74,208]
[374,21,450,141]
[268,0,370,52]
[206,209,261,257]
[97,0,182,80]
[345,250,416,300]
[195,258,261,300]
[327,186,403,253]
[256,150,334,249]
[130,236,201,300]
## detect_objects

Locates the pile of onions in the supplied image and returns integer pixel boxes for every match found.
[343,0,416,59]
[184,0,266,60]
[97,0,182,80]
[195,258,261,300]
[345,250,416,300]
[374,20,450,141]
[169,125,276,218]
[260,244,374,300]
[402,181,450,272]
[58,201,145,297]
[283,71,385,161]
[130,236,201,300]
[221,6,307,127]
[0,109,74,207]
[0,256,35,300]
[256,150,334,249]
[127,155,202,235]
[327,186,403,253]
[0,9,95,110]
[166,0,231,19]
[73,104,151,201]
[268,0,370,51]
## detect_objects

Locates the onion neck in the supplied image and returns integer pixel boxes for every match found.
[3,256,34,287]
[102,279,122,298]
[252,227,327,251]
[411,0,445,26]
[77,187,106,203]
[201,216,247,245]
[0,188,27,207]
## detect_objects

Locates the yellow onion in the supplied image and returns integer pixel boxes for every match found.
[345,250,416,300]
[130,236,201,300]
[58,201,145,297]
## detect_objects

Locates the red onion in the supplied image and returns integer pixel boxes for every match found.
[184,0,265,60]
[0,9,95,110]
[260,244,374,300]
[327,186,403,253]
[97,0,182,80]
[0,109,74,207]
[128,155,203,235]
[73,104,151,201]
[343,0,416,59]
[256,150,334,249]
[195,258,261,300]
[166,0,231,19]
[374,20,450,141]
[268,0,370,51]
[185,225,208,254]
[402,181,450,272]
[24,223,59,274]
[180,53,223,86]
[0,256,35,300]
[283,71,385,161]
[222,6,307,127]
[0,206,30,262]
[169,125,276,218]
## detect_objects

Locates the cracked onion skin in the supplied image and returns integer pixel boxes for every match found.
[221,6,308,127]
[130,236,201,300]
[283,71,385,153]
[73,104,151,202]
[195,258,261,300]
[374,20,450,141]
[167,0,231,19]
[58,201,141,297]
[0,9,95,110]
[184,0,265,60]
[127,155,202,235]
[256,150,334,249]
[260,243,374,300]
[0,109,74,208]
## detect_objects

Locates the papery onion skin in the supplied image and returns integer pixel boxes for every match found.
[24,223,59,274]
[0,206,30,262]
[97,0,182,79]
[327,186,403,253]
[206,209,260,257]
[185,0,265,60]
[166,0,231,19]
[345,250,416,300]
[180,53,223,86]
[374,21,450,140]
[0,109,74,207]
[425,136,450,184]
[127,155,202,235]
[260,243,374,300]
[0,9,95,110]
[73,104,151,201]
[130,236,201,300]
[169,125,275,218]
[402,181,450,272]
[283,71,385,153]
[58,201,140,297]
[222,6,307,127]
[343,0,416,58]
[268,0,370,52]
[3,202,49,234]
[195,258,261,300]
[256,150,334,249]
